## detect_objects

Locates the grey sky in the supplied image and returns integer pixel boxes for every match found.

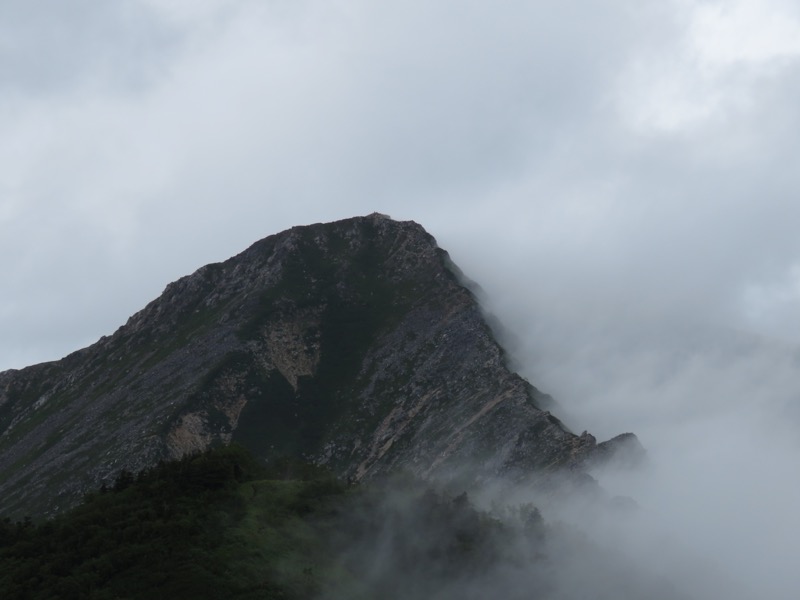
[3,0,800,371]
[3,1,800,596]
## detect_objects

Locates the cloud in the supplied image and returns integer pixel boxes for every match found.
[2,2,800,596]
[691,0,800,65]
[0,0,653,367]
[0,0,177,97]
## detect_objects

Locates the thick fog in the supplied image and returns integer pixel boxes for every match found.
[3,1,800,597]
[452,272,800,599]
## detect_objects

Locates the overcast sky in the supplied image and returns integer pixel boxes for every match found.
[3,0,800,371]
[4,1,800,595]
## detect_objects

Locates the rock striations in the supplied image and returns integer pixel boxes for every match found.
[0,214,639,518]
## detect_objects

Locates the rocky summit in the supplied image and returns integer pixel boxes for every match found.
[0,214,639,518]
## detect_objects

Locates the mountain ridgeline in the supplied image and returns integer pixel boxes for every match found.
[0,214,638,518]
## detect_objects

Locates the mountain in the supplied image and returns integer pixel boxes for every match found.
[0,214,638,518]
[2,446,688,600]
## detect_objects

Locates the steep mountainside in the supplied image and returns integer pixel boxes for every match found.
[0,214,636,518]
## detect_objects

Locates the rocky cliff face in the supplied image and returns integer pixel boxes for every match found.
[0,214,638,518]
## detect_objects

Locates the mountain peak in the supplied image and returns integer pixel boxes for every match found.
[0,216,630,518]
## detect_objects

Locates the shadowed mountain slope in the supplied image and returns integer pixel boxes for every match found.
[0,214,636,518]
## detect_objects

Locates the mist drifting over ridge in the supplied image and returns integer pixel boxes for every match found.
[5,211,800,596]
[453,256,800,600]
[3,0,800,597]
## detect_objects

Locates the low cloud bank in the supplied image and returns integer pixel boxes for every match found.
[308,292,800,598]
[486,305,800,600]
[320,474,700,600]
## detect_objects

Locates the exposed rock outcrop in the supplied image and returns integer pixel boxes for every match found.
[0,214,635,518]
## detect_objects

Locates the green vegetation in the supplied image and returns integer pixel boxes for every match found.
[0,446,545,599]
[0,446,336,599]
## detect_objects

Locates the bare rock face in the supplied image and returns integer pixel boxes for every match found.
[0,214,634,518]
